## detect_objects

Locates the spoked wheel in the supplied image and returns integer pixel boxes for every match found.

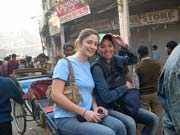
[13,102,26,134]
[24,100,32,112]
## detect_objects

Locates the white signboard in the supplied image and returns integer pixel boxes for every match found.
[56,0,91,24]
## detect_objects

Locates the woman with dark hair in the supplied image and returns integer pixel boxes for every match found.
[91,33,159,135]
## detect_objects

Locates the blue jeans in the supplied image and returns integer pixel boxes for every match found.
[109,108,159,135]
[109,109,136,135]
[55,116,126,135]
[133,108,159,135]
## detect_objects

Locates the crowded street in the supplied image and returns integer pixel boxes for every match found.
[12,120,45,135]
[1,0,180,135]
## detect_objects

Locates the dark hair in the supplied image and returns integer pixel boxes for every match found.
[12,54,16,58]
[166,41,178,50]
[20,59,26,64]
[4,56,10,61]
[26,56,32,62]
[101,35,114,46]
[38,53,46,58]
[63,43,74,51]
[138,45,149,57]
[76,28,98,44]
[152,45,158,50]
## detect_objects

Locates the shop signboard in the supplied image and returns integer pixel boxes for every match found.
[130,9,179,27]
[48,12,61,36]
[113,9,179,28]
[56,0,91,23]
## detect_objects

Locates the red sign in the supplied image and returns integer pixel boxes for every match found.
[56,0,91,23]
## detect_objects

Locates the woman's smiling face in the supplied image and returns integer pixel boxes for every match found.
[79,34,99,58]
[98,38,115,63]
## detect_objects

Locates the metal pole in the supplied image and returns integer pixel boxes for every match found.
[117,0,130,44]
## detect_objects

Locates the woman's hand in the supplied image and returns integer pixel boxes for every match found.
[84,110,101,123]
[126,81,134,89]
[94,106,108,116]
[108,33,126,49]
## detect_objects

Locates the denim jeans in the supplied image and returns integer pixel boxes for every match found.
[109,109,136,135]
[140,93,162,135]
[55,116,126,135]
[162,112,178,135]
[158,45,180,135]
[133,108,159,135]
[109,108,159,135]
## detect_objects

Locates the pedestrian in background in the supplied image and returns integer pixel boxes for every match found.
[0,60,3,76]
[18,59,26,69]
[152,45,160,61]
[0,77,23,135]
[63,43,75,57]
[165,40,178,55]
[158,44,180,135]
[35,53,48,69]
[1,56,10,77]
[26,56,34,68]
[135,45,162,135]
[7,54,19,76]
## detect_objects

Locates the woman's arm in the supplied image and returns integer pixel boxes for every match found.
[92,94,108,116]
[51,79,85,116]
[92,65,129,104]
[115,49,138,66]
[51,79,102,123]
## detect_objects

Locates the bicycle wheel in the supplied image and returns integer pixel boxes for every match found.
[24,100,32,113]
[13,102,27,134]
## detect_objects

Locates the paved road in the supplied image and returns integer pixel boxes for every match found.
[11,101,46,135]
[12,120,46,135]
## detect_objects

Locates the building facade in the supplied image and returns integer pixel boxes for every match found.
[40,0,180,65]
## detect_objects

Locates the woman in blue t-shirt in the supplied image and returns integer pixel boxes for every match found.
[51,28,126,135]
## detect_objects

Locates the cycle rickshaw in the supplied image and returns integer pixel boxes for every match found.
[11,68,59,135]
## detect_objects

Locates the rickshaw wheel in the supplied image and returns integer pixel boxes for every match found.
[13,102,27,134]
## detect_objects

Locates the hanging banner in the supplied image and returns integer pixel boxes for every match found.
[56,0,91,23]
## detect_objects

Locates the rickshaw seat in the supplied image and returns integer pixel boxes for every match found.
[19,77,51,93]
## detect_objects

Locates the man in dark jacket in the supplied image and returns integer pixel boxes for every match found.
[0,77,23,135]
[135,45,162,135]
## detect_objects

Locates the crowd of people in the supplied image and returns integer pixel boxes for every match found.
[0,27,179,135]
[0,53,52,77]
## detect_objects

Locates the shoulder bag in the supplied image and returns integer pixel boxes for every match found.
[46,57,82,104]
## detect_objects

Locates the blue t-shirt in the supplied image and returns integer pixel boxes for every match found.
[53,56,94,118]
